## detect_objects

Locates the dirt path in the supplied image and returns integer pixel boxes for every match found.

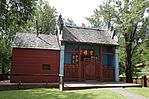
[109,88,149,99]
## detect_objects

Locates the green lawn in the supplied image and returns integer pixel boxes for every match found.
[0,88,126,99]
[126,87,149,98]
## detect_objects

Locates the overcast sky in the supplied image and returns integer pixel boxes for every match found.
[47,0,103,26]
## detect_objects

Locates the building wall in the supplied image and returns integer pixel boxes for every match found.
[64,43,116,81]
[64,43,78,64]
[102,47,115,67]
[102,47,107,65]
[64,43,100,64]
[11,48,60,83]
[64,43,114,67]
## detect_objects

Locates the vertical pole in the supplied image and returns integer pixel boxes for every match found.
[78,44,82,81]
[100,46,103,81]
[115,47,119,81]
[59,45,65,91]
[143,76,147,87]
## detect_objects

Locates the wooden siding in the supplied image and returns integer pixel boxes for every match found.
[11,48,60,83]
[64,64,79,80]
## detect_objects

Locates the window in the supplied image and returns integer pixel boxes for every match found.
[72,54,79,65]
[42,64,50,70]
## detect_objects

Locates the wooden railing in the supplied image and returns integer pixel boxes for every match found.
[64,64,79,80]
[102,65,115,81]
[64,64,115,81]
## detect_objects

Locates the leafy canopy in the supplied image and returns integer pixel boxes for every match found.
[21,0,57,34]
[0,0,36,73]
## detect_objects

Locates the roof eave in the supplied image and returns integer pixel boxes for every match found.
[12,46,60,50]
[61,40,119,46]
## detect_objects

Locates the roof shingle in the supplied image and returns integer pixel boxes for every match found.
[12,33,60,50]
[62,26,119,46]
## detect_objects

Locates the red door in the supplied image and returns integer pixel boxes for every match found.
[83,57,96,80]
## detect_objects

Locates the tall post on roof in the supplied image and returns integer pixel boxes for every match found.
[59,44,65,91]
[57,14,64,44]
[57,14,64,34]
[115,46,119,81]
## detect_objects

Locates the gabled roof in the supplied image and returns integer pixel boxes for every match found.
[62,26,119,46]
[12,33,60,50]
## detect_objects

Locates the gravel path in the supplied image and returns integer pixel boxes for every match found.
[109,88,149,99]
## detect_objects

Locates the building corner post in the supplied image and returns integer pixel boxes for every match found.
[100,46,103,81]
[59,45,65,91]
[115,47,119,81]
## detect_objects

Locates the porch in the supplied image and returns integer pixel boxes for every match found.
[0,80,142,91]
[64,81,142,90]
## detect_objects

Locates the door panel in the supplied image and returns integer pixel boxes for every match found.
[83,57,96,80]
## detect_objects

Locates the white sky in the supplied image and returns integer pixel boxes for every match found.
[47,0,103,26]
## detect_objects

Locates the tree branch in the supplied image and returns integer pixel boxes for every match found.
[130,23,138,40]
[131,41,140,55]
[114,14,123,24]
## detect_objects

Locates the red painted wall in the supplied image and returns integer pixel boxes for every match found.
[11,48,60,83]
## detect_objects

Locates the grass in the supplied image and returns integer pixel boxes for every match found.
[0,88,126,99]
[126,87,149,98]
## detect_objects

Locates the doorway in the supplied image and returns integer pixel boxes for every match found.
[82,56,96,80]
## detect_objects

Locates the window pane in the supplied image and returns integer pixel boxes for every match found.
[42,64,50,70]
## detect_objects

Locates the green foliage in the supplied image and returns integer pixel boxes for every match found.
[0,37,11,73]
[64,18,77,26]
[86,12,103,28]
[35,0,57,34]
[132,40,149,75]
[0,0,36,73]
[0,0,35,35]
[21,0,57,34]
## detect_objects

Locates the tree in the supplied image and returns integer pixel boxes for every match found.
[135,39,149,70]
[87,0,149,83]
[86,11,103,28]
[0,0,36,74]
[64,18,77,26]
[21,0,57,34]
[0,0,35,36]
[0,37,11,74]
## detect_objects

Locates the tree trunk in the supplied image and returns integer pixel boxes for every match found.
[2,63,5,80]
[143,76,147,87]
[125,44,133,83]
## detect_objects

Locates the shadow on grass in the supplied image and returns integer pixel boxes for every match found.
[0,88,126,99]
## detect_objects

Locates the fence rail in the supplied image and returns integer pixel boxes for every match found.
[0,73,59,83]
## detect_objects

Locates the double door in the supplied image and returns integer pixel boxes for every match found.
[82,57,96,80]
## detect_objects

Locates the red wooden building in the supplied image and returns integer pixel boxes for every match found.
[11,33,60,83]
[11,25,119,83]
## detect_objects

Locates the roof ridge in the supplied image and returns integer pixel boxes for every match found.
[65,25,104,31]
